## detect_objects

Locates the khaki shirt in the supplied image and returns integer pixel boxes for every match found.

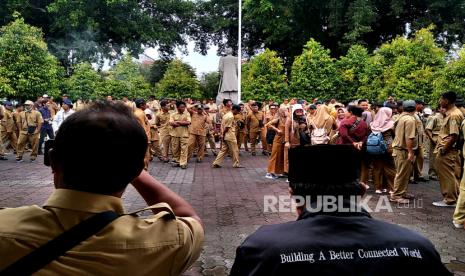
[147,100,160,112]
[206,103,218,122]
[12,111,21,132]
[169,111,191,138]
[189,113,209,137]
[134,108,150,141]
[234,113,246,133]
[414,112,425,144]
[124,101,136,112]
[222,111,236,142]
[247,111,264,133]
[0,109,14,132]
[435,106,464,152]
[392,113,417,151]
[155,111,171,136]
[0,189,203,275]
[425,113,443,143]
[18,110,43,135]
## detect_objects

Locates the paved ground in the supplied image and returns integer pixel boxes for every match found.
[0,151,464,275]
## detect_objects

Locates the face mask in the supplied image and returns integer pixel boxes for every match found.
[25,106,32,112]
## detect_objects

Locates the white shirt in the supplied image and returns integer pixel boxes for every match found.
[53,108,75,132]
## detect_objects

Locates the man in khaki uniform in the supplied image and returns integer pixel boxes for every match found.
[16,100,43,162]
[390,100,418,204]
[155,100,172,162]
[413,100,426,182]
[144,107,162,161]
[247,103,267,156]
[122,96,136,112]
[425,108,443,180]
[12,104,23,138]
[134,99,151,170]
[187,105,210,162]
[206,98,218,122]
[147,96,160,113]
[0,104,6,160]
[212,100,242,168]
[0,102,203,274]
[169,101,191,169]
[453,119,465,229]
[203,106,218,156]
[234,108,246,152]
[433,92,464,207]
[1,101,17,154]
[239,103,249,151]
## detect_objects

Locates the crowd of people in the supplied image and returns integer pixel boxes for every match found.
[1,92,465,230]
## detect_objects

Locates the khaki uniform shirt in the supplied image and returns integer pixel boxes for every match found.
[124,101,136,112]
[222,111,236,142]
[435,106,464,152]
[425,113,443,143]
[0,109,14,132]
[12,111,21,132]
[206,103,218,122]
[234,113,246,134]
[247,111,264,133]
[169,111,191,138]
[189,113,209,137]
[414,112,425,144]
[18,110,43,135]
[155,111,171,137]
[0,189,204,275]
[147,100,160,112]
[134,109,150,141]
[392,113,418,151]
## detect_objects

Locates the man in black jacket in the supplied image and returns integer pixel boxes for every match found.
[231,145,451,275]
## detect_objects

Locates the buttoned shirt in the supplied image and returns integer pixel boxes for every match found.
[155,111,171,136]
[392,113,418,151]
[435,106,464,152]
[18,110,44,134]
[0,109,14,132]
[222,111,236,142]
[189,113,209,137]
[169,111,191,138]
[0,189,204,275]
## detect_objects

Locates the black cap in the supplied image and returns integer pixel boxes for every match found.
[415,99,425,105]
[289,145,361,184]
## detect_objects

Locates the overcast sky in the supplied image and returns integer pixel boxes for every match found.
[142,42,220,78]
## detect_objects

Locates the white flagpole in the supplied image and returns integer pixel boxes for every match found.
[237,0,242,103]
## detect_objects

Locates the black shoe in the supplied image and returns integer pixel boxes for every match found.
[0,156,7,161]
[251,152,256,156]
[180,164,187,169]
[196,159,202,163]
[212,164,221,168]
[171,163,180,167]
[415,177,427,182]
[38,151,43,155]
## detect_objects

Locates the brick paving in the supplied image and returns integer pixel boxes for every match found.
[0,151,464,275]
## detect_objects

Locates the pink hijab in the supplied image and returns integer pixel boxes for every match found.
[370,107,394,134]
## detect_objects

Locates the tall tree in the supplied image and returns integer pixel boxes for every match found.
[156,59,202,99]
[290,39,338,100]
[241,49,287,102]
[65,62,105,101]
[0,16,62,100]
[200,71,220,99]
[243,0,465,67]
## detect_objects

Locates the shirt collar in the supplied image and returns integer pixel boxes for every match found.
[43,189,125,215]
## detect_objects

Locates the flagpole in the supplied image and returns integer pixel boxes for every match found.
[237,0,242,103]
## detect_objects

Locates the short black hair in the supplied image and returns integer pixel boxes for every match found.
[223,98,232,106]
[15,103,23,108]
[135,99,146,108]
[176,100,186,108]
[441,91,457,103]
[160,100,168,107]
[358,99,368,105]
[251,102,258,107]
[348,105,363,117]
[232,104,241,111]
[51,101,147,194]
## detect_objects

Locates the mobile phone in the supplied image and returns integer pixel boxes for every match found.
[44,139,54,166]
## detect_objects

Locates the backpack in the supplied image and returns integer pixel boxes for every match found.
[366,132,387,155]
[311,126,329,145]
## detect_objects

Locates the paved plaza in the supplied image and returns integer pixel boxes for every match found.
[0,151,464,275]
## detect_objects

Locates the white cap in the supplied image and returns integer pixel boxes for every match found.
[25,100,34,105]
[42,94,49,98]
[424,107,433,115]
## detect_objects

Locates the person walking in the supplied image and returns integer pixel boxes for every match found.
[265,108,287,179]
[16,100,43,163]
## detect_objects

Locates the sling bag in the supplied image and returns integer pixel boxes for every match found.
[0,210,120,276]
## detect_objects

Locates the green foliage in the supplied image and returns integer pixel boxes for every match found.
[336,44,383,101]
[200,71,220,99]
[434,47,465,101]
[374,27,445,104]
[241,49,287,102]
[156,59,201,99]
[242,0,465,66]
[65,62,105,101]
[104,55,152,100]
[0,17,62,100]
[290,39,338,100]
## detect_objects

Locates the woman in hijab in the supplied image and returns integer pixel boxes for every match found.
[370,107,396,194]
[265,108,287,179]
[336,107,347,128]
[284,104,309,176]
[308,105,337,144]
